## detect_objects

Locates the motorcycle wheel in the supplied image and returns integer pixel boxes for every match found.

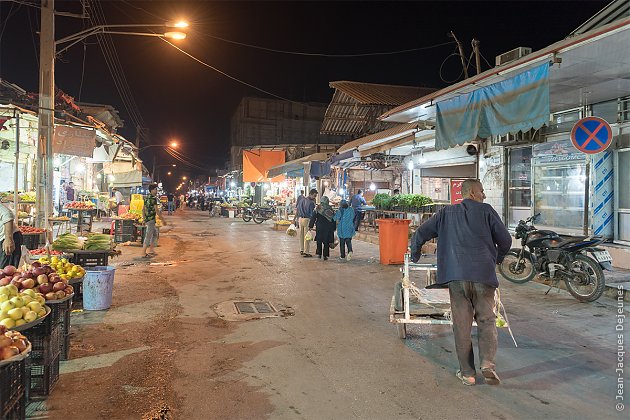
[253,212,266,224]
[564,254,605,302]
[498,250,536,284]
[242,211,252,222]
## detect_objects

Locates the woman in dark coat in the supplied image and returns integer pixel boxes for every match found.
[309,196,336,261]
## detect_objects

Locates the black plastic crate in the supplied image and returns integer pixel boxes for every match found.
[113,232,136,243]
[47,298,72,360]
[22,322,60,365]
[0,358,27,419]
[27,352,60,398]
[60,333,70,361]
[21,233,42,251]
[70,251,109,267]
[114,219,135,234]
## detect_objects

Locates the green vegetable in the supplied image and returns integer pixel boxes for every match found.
[51,233,81,251]
[84,233,112,250]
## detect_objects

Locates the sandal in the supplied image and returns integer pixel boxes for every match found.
[456,370,476,386]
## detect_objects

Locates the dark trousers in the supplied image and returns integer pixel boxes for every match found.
[339,238,353,258]
[0,231,23,268]
[353,210,364,231]
[316,241,330,258]
[448,281,498,377]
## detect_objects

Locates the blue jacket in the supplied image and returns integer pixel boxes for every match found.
[410,199,512,288]
[333,207,355,239]
[297,197,315,218]
[350,194,366,209]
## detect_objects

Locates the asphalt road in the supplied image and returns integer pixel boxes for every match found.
[50,209,628,419]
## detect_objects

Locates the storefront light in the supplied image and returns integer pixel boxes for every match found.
[76,164,85,173]
[369,183,377,191]
[230,182,236,187]
[96,174,102,179]
[338,188,345,195]
[108,175,115,181]
[407,160,414,171]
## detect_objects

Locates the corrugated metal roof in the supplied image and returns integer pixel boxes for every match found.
[329,81,436,106]
[337,123,420,154]
[320,81,435,136]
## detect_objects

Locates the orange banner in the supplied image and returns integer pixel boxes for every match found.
[243,150,285,182]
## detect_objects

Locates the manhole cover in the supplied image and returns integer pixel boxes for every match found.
[234,301,276,314]
[213,299,293,321]
[193,231,216,237]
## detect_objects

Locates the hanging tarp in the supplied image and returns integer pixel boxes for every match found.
[310,161,331,178]
[266,152,329,178]
[243,150,285,182]
[52,125,96,157]
[435,63,549,151]
[110,170,142,187]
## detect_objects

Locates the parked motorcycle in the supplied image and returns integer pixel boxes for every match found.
[498,213,612,302]
[252,206,275,224]
[242,206,254,222]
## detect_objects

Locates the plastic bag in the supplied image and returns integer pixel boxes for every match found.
[304,230,313,241]
[286,223,297,237]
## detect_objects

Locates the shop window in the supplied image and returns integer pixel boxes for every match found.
[507,147,532,227]
[616,149,630,242]
[591,100,619,124]
[620,96,630,122]
[533,162,587,235]
[420,177,450,202]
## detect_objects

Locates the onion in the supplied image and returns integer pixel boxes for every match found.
[45,292,56,301]
[2,266,16,276]
[30,261,42,268]
[32,267,45,276]
[37,275,48,285]
[38,283,53,294]
[0,277,10,286]
[12,339,27,353]
[52,282,66,292]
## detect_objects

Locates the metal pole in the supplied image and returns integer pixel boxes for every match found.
[450,31,468,79]
[472,39,481,75]
[36,0,55,228]
[13,110,20,225]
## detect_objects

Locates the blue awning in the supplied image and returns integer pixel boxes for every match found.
[435,63,550,150]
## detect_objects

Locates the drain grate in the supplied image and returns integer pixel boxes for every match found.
[234,301,276,314]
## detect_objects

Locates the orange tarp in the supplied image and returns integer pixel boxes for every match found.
[242,150,285,183]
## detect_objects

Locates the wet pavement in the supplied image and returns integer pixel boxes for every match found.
[42,209,628,419]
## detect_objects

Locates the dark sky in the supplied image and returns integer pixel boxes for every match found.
[0,0,611,183]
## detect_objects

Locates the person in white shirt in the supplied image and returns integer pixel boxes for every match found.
[112,188,124,215]
[0,204,22,267]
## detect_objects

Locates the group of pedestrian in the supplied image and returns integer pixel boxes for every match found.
[295,188,356,261]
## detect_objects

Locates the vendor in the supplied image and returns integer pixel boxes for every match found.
[0,203,22,267]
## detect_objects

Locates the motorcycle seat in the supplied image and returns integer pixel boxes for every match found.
[548,236,588,248]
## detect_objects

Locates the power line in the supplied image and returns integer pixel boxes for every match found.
[194,30,457,57]
[160,38,303,105]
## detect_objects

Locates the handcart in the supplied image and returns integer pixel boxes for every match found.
[390,253,453,339]
[390,253,517,347]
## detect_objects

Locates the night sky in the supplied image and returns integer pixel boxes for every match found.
[0,0,611,187]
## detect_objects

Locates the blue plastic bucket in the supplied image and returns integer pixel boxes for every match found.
[83,266,115,310]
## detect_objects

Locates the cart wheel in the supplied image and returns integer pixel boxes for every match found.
[397,323,407,339]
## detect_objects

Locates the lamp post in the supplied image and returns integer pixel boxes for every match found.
[34,0,187,226]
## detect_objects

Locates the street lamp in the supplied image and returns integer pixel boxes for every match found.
[34,0,188,226]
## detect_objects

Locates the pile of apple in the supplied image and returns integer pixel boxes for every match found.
[0,263,74,302]
[0,285,47,329]
[0,326,30,360]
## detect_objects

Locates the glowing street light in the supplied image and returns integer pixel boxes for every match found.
[182,176,187,180]
[167,171,172,175]
[169,141,178,148]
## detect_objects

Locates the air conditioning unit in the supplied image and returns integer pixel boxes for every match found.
[495,47,532,66]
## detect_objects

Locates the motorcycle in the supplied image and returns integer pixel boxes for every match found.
[498,213,612,302]
[242,206,253,222]
[252,206,275,224]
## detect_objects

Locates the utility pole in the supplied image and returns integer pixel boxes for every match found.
[472,39,482,75]
[35,0,55,227]
[449,31,468,79]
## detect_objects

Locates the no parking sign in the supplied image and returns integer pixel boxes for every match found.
[570,117,613,154]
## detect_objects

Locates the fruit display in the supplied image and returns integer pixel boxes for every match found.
[0,263,75,306]
[18,226,47,235]
[17,211,30,219]
[112,213,139,220]
[28,248,65,256]
[0,280,48,329]
[48,216,70,222]
[84,234,112,251]
[33,257,85,281]
[51,233,81,251]
[64,201,95,210]
[0,326,31,361]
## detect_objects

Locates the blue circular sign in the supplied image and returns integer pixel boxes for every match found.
[570,117,613,154]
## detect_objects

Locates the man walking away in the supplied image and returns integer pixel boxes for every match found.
[167,192,175,215]
[350,189,367,231]
[410,179,512,386]
[142,183,167,258]
[297,188,317,257]
[112,187,124,216]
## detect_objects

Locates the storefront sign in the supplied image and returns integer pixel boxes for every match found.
[533,138,584,164]
[52,126,96,157]
[570,117,613,154]
[450,179,465,204]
